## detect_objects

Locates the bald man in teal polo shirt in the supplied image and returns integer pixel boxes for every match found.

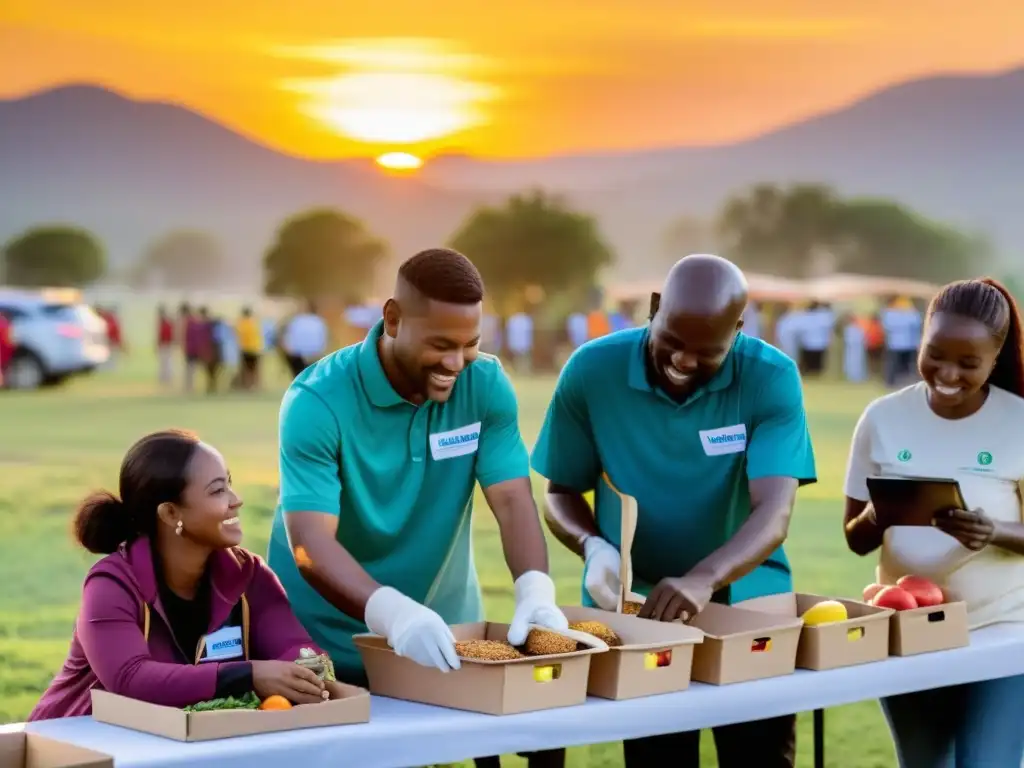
[532,254,816,768]
[266,249,568,710]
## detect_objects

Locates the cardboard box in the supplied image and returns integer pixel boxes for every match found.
[0,732,112,768]
[354,622,606,715]
[793,593,893,671]
[687,602,803,685]
[89,681,370,742]
[561,605,704,700]
[889,600,970,656]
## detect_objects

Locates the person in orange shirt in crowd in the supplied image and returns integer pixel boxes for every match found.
[862,312,885,377]
[586,308,612,340]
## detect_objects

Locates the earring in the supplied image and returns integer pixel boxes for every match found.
[175,520,183,536]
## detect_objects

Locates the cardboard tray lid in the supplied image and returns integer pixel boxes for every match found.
[560,605,705,651]
[354,621,608,666]
[90,681,370,741]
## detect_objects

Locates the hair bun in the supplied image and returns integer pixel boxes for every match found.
[73,490,135,555]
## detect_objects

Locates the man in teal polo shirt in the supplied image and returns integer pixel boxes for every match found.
[266,248,567,697]
[532,254,816,768]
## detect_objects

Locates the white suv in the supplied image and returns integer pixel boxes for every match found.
[0,289,110,390]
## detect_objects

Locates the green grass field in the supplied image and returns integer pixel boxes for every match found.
[0,344,898,767]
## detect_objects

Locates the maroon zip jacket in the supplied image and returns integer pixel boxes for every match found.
[29,536,322,720]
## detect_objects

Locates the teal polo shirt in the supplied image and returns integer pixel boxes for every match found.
[530,327,816,607]
[266,320,530,680]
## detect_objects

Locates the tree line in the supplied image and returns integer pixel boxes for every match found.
[0,182,1008,312]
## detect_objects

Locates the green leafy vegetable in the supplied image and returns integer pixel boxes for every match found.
[184,691,260,712]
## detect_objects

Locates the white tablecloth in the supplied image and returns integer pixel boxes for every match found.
[10,624,1024,768]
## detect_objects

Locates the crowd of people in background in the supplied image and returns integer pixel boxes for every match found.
[768,296,924,386]
[474,294,925,389]
[153,301,331,394]
[130,291,925,394]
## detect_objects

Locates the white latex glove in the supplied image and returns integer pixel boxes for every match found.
[507,571,570,646]
[583,536,621,611]
[364,586,461,672]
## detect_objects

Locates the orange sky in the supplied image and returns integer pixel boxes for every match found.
[3,0,1023,160]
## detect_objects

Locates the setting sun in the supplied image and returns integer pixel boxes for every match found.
[277,39,499,149]
[376,152,423,171]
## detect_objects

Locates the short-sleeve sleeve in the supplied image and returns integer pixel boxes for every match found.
[529,351,601,492]
[843,407,879,501]
[746,361,817,484]
[474,363,531,488]
[278,384,343,515]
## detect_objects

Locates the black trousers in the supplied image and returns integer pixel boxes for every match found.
[799,348,825,375]
[285,353,307,378]
[623,713,796,767]
[473,750,565,768]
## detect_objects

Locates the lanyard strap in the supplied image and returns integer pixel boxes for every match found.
[142,595,250,664]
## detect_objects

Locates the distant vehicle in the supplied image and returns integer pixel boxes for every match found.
[0,289,110,390]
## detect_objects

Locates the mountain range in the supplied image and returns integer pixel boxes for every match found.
[1,64,1022,291]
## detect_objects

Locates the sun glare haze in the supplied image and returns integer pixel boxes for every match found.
[375,152,423,171]
[277,38,499,149]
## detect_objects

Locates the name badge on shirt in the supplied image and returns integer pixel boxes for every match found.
[429,422,481,461]
[699,424,747,456]
[197,625,244,663]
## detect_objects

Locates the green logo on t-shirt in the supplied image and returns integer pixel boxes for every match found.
[978,451,993,466]
[897,449,912,462]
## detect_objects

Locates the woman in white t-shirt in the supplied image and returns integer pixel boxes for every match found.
[843,277,1024,767]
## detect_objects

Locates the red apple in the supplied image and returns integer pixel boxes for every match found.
[872,585,918,611]
[896,575,945,607]
[863,583,884,603]
[655,650,672,668]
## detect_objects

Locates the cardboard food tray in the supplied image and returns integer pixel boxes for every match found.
[792,593,893,670]
[90,681,370,742]
[0,732,113,768]
[889,600,969,656]
[604,472,803,685]
[354,621,606,715]
[561,605,704,699]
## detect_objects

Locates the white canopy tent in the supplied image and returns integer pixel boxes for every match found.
[606,272,941,304]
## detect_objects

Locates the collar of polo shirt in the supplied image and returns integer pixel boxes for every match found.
[357,319,409,408]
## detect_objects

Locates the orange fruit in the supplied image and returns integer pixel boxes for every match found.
[258,695,293,710]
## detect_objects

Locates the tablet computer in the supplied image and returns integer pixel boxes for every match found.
[866,476,967,527]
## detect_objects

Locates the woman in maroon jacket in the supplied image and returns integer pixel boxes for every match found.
[30,429,328,720]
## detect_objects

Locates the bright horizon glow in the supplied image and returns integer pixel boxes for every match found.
[376,151,423,170]
[278,39,499,147]
[6,8,1024,160]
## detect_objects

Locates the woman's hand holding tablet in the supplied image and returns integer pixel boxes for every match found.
[865,476,968,528]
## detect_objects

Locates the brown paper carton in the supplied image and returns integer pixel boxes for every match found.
[354,622,606,715]
[687,602,803,685]
[560,605,704,700]
[793,593,893,671]
[889,601,969,656]
[0,732,112,768]
[89,681,370,742]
